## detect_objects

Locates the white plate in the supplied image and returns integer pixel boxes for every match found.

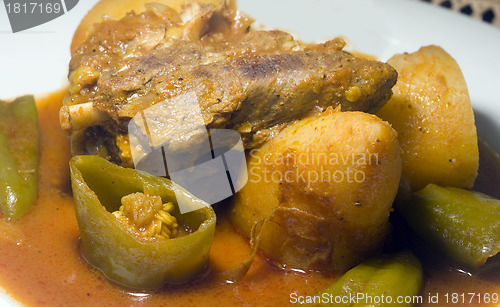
[0,0,499,305]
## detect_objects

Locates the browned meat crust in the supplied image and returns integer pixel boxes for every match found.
[61,1,397,166]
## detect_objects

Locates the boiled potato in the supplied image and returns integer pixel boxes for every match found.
[377,45,478,191]
[230,109,402,271]
[71,0,222,53]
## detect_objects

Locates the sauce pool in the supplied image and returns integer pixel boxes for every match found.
[0,90,332,306]
[0,90,498,306]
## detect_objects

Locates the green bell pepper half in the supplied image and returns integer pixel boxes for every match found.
[69,155,216,289]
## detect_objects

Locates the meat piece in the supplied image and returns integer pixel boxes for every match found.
[61,1,397,167]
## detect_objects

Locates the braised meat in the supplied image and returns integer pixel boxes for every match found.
[60,1,397,167]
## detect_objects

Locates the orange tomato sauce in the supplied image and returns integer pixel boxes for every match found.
[0,90,332,306]
[0,90,498,306]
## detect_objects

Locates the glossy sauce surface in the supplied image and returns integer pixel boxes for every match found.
[0,90,499,306]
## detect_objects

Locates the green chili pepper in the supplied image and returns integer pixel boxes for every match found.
[0,96,39,220]
[398,184,500,270]
[301,251,423,306]
[69,155,216,289]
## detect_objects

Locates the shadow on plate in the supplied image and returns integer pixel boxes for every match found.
[474,108,500,154]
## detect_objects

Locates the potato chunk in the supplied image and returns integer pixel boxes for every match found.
[377,45,478,191]
[229,110,402,271]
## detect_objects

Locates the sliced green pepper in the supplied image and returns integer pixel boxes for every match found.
[398,183,500,270]
[69,155,216,289]
[301,251,423,306]
[0,96,39,220]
